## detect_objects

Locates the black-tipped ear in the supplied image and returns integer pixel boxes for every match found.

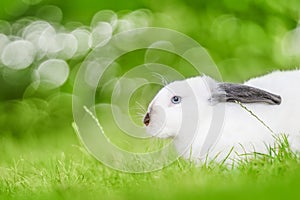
[210,83,281,105]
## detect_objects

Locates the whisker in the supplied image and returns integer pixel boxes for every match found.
[132,113,146,118]
[130,107,146,111]
[135,101,147,113]
[137,114,146,118]
[129,109,146,117]
[152,72,169,86]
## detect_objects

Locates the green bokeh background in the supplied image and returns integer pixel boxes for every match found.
[1,0,299,136]
[1,0,300,82]
[1,0,300,199]
[1,0,300,98]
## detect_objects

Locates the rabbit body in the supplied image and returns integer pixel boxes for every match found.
[144,70,300,163]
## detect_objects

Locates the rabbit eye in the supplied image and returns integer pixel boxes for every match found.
[171,96,181,104]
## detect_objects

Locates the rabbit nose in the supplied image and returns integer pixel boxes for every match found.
[143,113,150,126]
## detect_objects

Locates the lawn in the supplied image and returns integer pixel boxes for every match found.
[1,127,300,200]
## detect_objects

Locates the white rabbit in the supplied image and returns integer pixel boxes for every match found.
[143,70,300,163]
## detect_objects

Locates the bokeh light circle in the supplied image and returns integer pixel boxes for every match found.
[89,22,113,48]
[36,5,63,23]
[36,59,69,88]
[90,10,118,29]
[0,33,10,60]
[55,33,78,59]
[71,28,91,57]
[1,40,36,70]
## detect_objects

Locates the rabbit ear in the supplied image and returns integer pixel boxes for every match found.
[210,83,282,105]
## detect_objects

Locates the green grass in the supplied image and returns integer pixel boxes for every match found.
[1,128,300,200]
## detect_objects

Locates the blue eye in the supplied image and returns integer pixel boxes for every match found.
[171,96,181,104]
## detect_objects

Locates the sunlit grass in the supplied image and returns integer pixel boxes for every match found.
[1,128,300,200]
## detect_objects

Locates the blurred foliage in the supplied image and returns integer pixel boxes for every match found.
[0,0,299,80]
[1,0,300,138]
[1,2,300,199]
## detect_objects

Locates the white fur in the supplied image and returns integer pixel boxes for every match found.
[145,70,300,163]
